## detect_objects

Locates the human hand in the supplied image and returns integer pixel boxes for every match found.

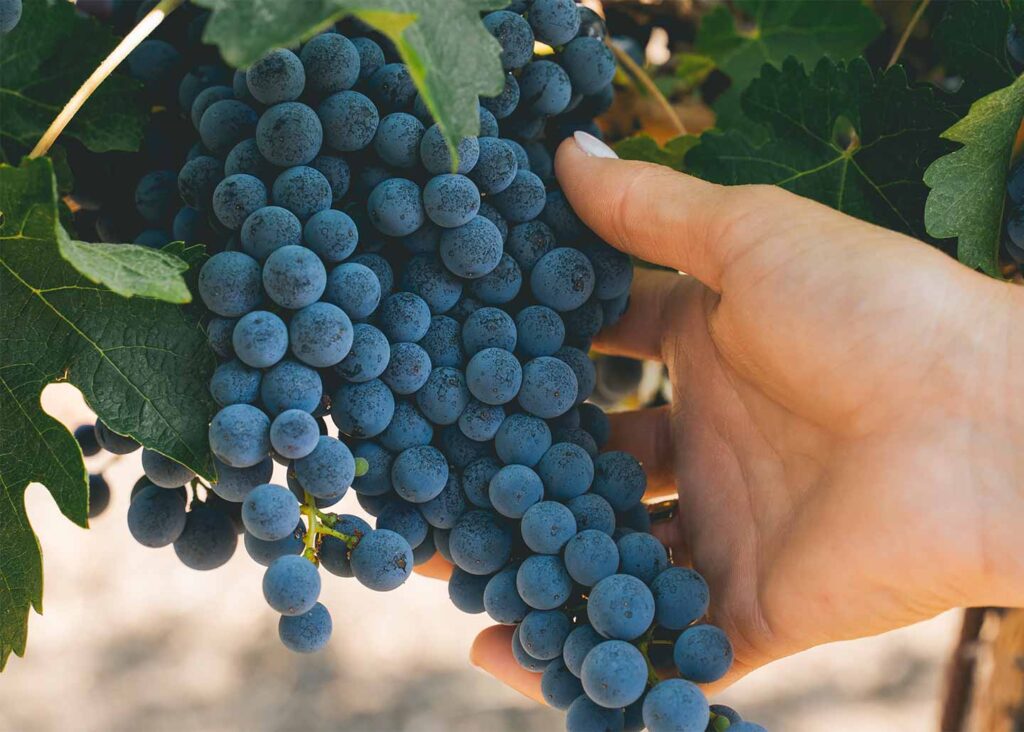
[450,131,1024,704]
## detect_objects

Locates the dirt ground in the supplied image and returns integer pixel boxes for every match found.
[0,384,959,731]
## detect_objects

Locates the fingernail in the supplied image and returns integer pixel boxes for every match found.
[573,130,618,159]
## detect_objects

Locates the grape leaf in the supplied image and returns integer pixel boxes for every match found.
[686,58,959,242]
[613,134,700,171]
[924,75,1024,277]
[57,233,192,303]
[0,159,216,670]
[695,0,882,131]
[0,0,147,153]
[934,0,1017,108]
[194,0,505,152]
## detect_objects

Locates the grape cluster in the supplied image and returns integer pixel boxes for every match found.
[101,1,765,730]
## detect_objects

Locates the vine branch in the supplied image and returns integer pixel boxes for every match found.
[29,0,185,159]
[887,0,931,69]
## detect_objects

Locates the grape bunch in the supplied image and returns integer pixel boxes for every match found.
[98,1,766,730]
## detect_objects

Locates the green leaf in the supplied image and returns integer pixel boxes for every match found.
[194,0,505,153]
[57,234,192,303]
[0,0,147,153]
[935,0,1017,108]
[695,0,882,130]
[0,159,216,670]
[674,53,716,90]
[686,58,959,241]
[614,134,700,172]
[924,75,1024,277]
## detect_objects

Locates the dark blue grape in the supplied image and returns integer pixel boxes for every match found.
[519,60,573,116]
[207,317,237,360]
[468,137,518,196]
[263,554,321,614]
[191,85,235,130]
[366,62,417,112]
[401,253,465,313]
[246,48,305,104]
[75,424,101,458]
[478,106,499,137]
[199,99,258,155]
[462,456,500,509]
[581,640,648,708]
[483,10,535,70]
[566,696,624,732]
[351,441,394,496]
[567,493,615,535]
[293,435,355,500]
[673,624,733,683]
[528,0,580,46]
[458,399,505,442]
[141,448,196,488]
[381,342,431,395]
[379,400,434,452]
[489,463,543,518]
[419,123,481,175]
[419,472,467,529]
[318,90,380,151]
[561,36,616,95]
[592,451,647,511]
[174,503,238,570]
[332,379,396,437]
[564,529,619,586]
[379,291,432,342]
[420,315,464,368]
[309,154,350,202]
[517,554,573,610]
[512,624,553,672]
[367,177,425,237]
[481,73,520,119]
[238,206,300,261]
[242,483,300,541]
[466,348,522,405]
[617,532,668,585]
[270,409,320,459]
[587,574,655,640]
[520,609,572,660]
[213,174,268,230]
[256,102,323,168]
[351,252,394,295]
[642,680,709,732]
[531,247,596,311]
[440,215,504,279]
[209,404,270,468]
[260,358,322,416]
[589,245,634,300]
[521,501,576,554]
[262,244,327,309]
[279,601,332,653]
[300,32,359,94]
[449,509,512,575]
[335,322,390,382]
[226,138,276,179]
[374,112,426,168]
[127,39,181,90]
[232,310,287,368]
[463,307,517,355]
[245,521,305,566]
[467,253,522,305]
[172,207,214,244]
[650,567,709,631]
[448,567,490,613]
[351,37,385,81]
[424,174,481,228]
[494,413,552,466]
[401,222,441,254]
[135,170,177,224]
[563,624,603,677]
[376,498,429,547]
[519,356,578,419]
[506,221,555,272]
[491,169,546,223]
[537,442,593,500]
[128,484,186,547]
[211,457,273,502]
[289,301,353,368]
[351,529,414,590]
[325,263,381,320]
[178,156,223,211]
[271,165,332,221]
[480,566,527,624]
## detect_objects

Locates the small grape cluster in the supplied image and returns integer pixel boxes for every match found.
[100,1,766,730]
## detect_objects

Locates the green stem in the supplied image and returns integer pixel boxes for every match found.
[636,630,662,687]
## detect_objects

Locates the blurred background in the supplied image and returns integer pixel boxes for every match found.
[0,384,962,732]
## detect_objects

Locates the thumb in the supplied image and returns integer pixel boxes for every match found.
[556,131,774,292]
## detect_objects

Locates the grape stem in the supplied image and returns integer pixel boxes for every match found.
[887,0,931,69]
[607,37,687,137]
[637,629,662,687]
[299,497,359,553]
[28,0,186,159]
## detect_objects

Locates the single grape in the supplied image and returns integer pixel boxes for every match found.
[351,37,385,81]
[300,32,359,95]
[303,209,358,263]
[562,624,604,677]
[566,695,625,732]
[335,323,390,382]
[617,532,669,585]
[490,170,546,223]
[232,310,288,368]
[141,448,196,488]
[494,413,552,466]
[528,0,581,46]
[520,501,577,554]
[174,503,238,570]
[293,436,355,500]
[332,379,396,438]
[391,445,449,503]
[379,400,434,453]
[541,659,584,710]
[209,404,270,468]
[489,463,543,519]
[381,342,432,395]
[483,10,535,70]
[506,221,555,273]
[279,601,333,653]
[424,174,481,228]
[561,36,616,95]
[593,451,647,511]
[587,574,655,640]
[512,624,553,672]
[531,247,596,312]
[263,554,321,615]
[351,441,395,497]
[439,215,504,279]
[458,399,505,442]
[270,409,320,460]
[581,640,648,708]
[519,609,572,660]
[642,680,710,732]
[271,165,332,221]
[518,60,573,116]
[366,62,417,112]
[466,348,522,405]
[309,154,351,202]
[517,554,573,610]
[325,263,382,320]
[126,483,187,548]
[246,48,305,104]
[318,90,380,151]
[199,99,258,155]
[564,529,619,586]
[419,123,480,175]
[213,173,268,230]
[483,565,529,624]
[350,529,414,591]
[367,177,425,237]
[376,499,429,548]
[289,301,353,368]
[673,624,734,683]
[519,356,578,419]
[418,473,467,529]
[448,567,491,614]
[449,509,512,575]
[481,73,520,119]
[374,112,426,168]
[259,359,322,416]
[210,457,273,502]
[178,156,223,211]
[256,102,323,167]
